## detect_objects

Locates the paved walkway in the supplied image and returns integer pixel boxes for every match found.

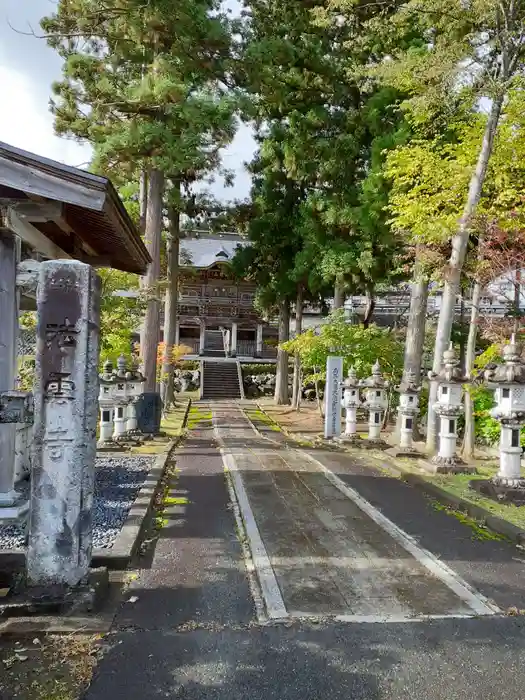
[85,400,525,700]
[212,403,514,621]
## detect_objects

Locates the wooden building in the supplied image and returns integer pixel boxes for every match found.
[177,232,277,359]
[0,140,150,518]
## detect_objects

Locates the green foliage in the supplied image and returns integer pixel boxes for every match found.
[240,0,414,305]
[282,312,404,382]
[471,386,500,446]
[43,0,238,181]
[98,268,143,366]
[17,359,36,393]
[241,364,277,376]
[179,360,200,371]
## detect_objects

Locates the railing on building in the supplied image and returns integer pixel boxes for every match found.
[237,340,256,357]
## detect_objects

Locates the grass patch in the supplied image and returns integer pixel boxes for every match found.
[429,499,507,541]
[131,444,168,455]
[165,495,189,506]
[245,407,281,432]
[0,635,105,700]
[187,405,212,430]
[391,459,525,533]
[426,465,525,531]
[162,401,191,437]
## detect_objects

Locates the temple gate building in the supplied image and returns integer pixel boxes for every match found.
[176,232,277,360]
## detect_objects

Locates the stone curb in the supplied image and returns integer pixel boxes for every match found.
[382,461,525,546]
[258,405,525,547]
[92,397,191,569]
[0,614,114,637]
[0,399,192,574]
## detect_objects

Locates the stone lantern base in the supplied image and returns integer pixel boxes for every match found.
[386,445,421,459]
[335,433,362,445]
[418,455,477,475]
[359,436,390,450]
[470,478,525,505]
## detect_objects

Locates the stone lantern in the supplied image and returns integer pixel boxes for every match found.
[98,360,116,445]
[341,367,361,440]
[482,335,525,491]
[360,360,389,443]
[428,343,468,470]
[112,355,129,438]
[394,369,422,456]
[125,363,146,433]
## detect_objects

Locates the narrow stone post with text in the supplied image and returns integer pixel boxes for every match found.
[324,354,343,439]
[27,260,100,587]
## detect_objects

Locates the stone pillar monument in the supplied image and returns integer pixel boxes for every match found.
[199,321,206,355]
[27,260,100,587]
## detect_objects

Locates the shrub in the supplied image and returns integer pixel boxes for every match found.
[241,364,277,376]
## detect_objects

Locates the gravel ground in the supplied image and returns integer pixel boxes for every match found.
[0,455,153,551]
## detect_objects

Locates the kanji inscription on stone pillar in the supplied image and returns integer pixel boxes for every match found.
[27,261,100,587]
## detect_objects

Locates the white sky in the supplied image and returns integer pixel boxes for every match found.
[0,0,255,201]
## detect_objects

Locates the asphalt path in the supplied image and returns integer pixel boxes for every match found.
[86,401,525,700]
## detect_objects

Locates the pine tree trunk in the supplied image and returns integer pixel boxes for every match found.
[139,170,148,234]
[333,281,344,310]
[292,286,303,410]
[363,286,375,328]
[426,94,503,452]
[142,168,164,393]
[396,263,429,439]
[461,281,481,461]
[274,299,290,405]
[161,195,180,409]
[138,169,148,359]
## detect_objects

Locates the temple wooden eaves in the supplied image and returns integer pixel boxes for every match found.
[0,141,150,275]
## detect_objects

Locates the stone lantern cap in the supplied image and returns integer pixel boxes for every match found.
[484,335,525,387]
[360,360,388,390]
[115,354,128,378]
[99,356,146,385]
[126,365,146,382]
[343,366,360,389]
[429,343,467,384]
[396,368,421,394]
[100,360,118,385]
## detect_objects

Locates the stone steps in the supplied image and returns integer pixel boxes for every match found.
[202,361,241,400]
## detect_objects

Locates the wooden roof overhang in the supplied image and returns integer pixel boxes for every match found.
[0,141,150,275]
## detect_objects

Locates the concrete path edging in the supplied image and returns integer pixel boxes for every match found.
[387,464,525,547]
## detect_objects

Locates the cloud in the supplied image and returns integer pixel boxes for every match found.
[0,64,92,166]
[0,0,255,199]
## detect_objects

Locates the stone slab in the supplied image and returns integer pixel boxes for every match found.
[470,478,525,505]
[0,567,109,620]
[0,614,113,637]
[385,446,422,459]
[418,459,477,475]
